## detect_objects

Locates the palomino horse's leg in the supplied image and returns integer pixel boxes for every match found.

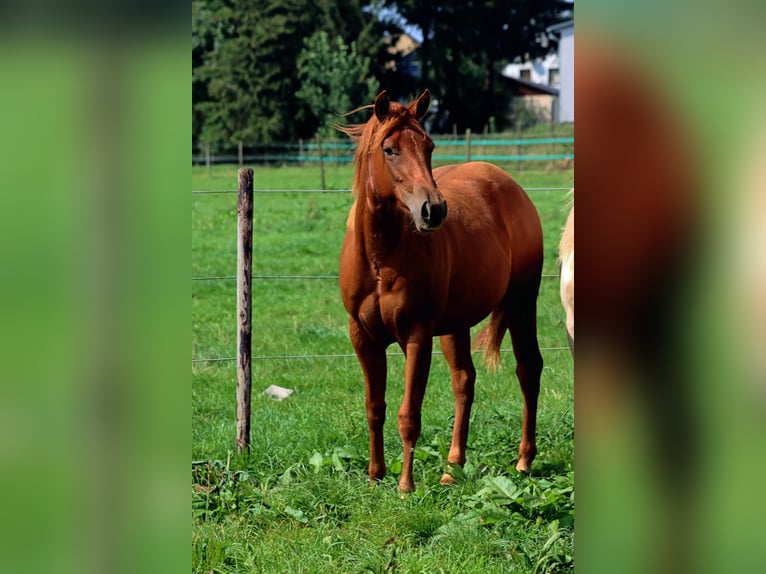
[506,291,543,472]
[398,331,433,493]
[349,319,388,484]
[438,330,476,485]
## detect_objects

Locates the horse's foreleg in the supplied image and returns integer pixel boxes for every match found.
[438,331,476,485]
[349,319,388,484]
[398,331,433,493]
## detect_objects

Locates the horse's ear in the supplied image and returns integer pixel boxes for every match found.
[413,89,431,120]
[374,91,390,121]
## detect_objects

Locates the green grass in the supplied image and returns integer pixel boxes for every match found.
[192,162,574,573]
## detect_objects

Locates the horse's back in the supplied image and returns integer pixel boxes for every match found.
[435,161,538,221]
[435,162,543,277]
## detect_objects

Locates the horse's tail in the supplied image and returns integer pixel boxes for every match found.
[473,307,507,371]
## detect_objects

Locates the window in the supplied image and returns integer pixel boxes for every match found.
[519,69,531,81]
[548,68,560,86]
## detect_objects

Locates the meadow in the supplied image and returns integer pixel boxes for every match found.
[192,160,574,573]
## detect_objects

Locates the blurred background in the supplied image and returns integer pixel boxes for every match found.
[192,0,574,168]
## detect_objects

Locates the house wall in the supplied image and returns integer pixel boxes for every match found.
[502,53,560,86]
[523,94,556,123]
[558,26,574,123]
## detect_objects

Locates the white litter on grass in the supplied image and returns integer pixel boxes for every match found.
[262,385,294,400]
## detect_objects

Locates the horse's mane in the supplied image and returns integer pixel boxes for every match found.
[336,101,426,197]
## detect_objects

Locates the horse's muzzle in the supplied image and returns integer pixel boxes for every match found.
[419,199,448,231]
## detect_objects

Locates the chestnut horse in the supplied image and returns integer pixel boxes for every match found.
[338,90,543,493]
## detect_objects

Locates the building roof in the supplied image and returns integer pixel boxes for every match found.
[547,20,574,34]
[501,76,559,96]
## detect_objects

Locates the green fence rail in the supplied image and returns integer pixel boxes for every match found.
[298,137,574,150]
[192,135,574,166]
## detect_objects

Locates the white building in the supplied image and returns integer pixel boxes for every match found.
[547,20,574,123]
[501,52,561,88]
[499,20,573,124]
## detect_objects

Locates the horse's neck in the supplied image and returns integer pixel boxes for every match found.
[355,182,407,267]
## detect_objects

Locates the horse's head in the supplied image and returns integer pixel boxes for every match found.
[366,90,447,232]
[371,90,447,232]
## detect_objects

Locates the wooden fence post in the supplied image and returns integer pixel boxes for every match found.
[465,128,472,162]
[238,141,244,167]
[236,168,254,453]
[205,143,211,175]
[317,135,326,191]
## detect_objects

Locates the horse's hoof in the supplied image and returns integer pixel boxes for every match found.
[515,459,531,472]
[398,481,416,494]
[439,473,456,486]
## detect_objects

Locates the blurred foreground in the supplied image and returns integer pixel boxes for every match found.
[576,3,766,573]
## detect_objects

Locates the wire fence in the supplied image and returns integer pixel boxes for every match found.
[192,347,571,365]
[192,273,561,282]
[191,187,572,195]
[192,183,571,366]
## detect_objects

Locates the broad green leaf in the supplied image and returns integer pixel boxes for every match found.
[284,506,308,524]
[334,445,361,459]
[309,451,325,473]
[486,476,522,501]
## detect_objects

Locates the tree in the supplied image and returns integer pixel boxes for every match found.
[193,0,318,145]
[296,31,380,138]
[192,0,383,146]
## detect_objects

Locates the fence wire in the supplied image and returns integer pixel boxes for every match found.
[192,273,561,282]
[192,183,572,367]
[192,186,572,195]
[192,346,570,365]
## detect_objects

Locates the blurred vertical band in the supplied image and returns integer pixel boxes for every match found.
[0,3,188,574]
[576,2,766,573]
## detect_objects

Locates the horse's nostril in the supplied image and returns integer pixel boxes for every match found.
[430,201,446,223]
[437,200,447,221]
[420,199,446,228]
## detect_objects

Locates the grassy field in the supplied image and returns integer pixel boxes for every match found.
[192,161,574,573]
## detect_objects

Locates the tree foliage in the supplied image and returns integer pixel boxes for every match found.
[192,0,381,146]
[296,31,380,138]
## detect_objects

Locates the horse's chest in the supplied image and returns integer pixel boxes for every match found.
[376,270,439,337]
[352,271,428,342]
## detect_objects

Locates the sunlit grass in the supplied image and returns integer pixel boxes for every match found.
[192,163,574,573]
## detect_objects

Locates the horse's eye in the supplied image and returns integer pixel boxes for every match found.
[383,146,395,157]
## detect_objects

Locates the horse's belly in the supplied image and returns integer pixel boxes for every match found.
[373,266,507,341]
[435,291,505,335]
[437,246,512,332]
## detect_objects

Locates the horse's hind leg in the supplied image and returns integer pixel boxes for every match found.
[506,286,543,472]
[438,330,476,485]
